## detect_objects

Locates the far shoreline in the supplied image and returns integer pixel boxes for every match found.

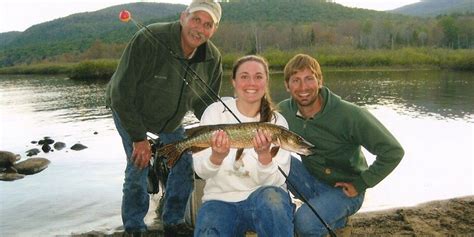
[1,47,473,79]
[0,64,460,82]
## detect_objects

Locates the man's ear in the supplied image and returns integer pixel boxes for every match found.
[179,11,187,25]
[284,81,290,92]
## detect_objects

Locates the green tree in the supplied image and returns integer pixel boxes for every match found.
[438,16,459,48]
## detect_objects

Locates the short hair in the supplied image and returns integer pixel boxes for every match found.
[283,54,323,84]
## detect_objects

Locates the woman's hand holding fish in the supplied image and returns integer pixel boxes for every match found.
[253,129,272,165]
[210,130,230,165]
[132,140,152,169]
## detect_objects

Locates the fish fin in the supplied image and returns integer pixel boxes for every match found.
[157,143,183,168]
[270,146,280,158]
[235,148,244,161]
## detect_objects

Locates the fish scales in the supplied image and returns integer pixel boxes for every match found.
[158,122,314,167]
[186,123,272,149]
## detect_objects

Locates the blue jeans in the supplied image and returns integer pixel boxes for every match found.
[287,156,364,237]
[113,111,149,233]
[194,186,294,237]
[112,111,193,232]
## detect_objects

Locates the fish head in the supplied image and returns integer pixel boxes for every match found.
[276,130,314,156]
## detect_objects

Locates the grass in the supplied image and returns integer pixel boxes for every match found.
[0,47,472,80]
[69,59,117,80]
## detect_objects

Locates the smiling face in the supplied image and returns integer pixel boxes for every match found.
[180,10,217,56]
[232,60,268,106]
[283,54,324,116]
[285,68,322,108]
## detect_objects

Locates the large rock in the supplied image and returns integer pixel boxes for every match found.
[70,143,88,151]
[14,157,51,175]
[38,137,54,145]
[26,148,41,157]
[53,142,66,150]
[0,172,25,181]
[0,151,20,168]
[41,144,51,153]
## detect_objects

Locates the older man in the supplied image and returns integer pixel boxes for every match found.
[106,1,223,236]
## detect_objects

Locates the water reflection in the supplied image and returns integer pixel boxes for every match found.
[1,70,472,123]
[220,70,474,121]
[0,75,110,122]
[0,71,472,236]
[321,70,474,121]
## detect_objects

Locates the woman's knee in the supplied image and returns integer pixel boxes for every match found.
[251,186,294,220]
[256,186,290,206]
[195,201,237,236]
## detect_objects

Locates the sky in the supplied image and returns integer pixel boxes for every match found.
[0,0,420,33]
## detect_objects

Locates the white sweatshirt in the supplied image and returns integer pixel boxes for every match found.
[193,98,291,203]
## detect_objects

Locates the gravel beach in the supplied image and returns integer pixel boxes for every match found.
[72,195,474,237]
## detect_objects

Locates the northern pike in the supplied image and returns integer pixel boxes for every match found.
[157,122,314,167]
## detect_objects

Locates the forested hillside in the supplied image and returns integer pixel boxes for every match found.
[0,2,185,66]
[215,0,472,54]
[391,0,474,17]
[0,0,472,68]
[221,0,385,23]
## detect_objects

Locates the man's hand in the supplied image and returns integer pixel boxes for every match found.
[132,140,152,169]
[335,182,358,197]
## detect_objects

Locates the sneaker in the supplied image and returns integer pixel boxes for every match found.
[163,223,194,237]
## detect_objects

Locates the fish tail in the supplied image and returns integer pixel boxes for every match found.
[156,143,183,168]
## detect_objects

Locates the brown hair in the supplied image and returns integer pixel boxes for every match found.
[232,55,276,122]
[283,54,323,84]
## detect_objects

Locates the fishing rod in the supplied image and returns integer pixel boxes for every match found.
[119,10,242,124]
[119,10,336,237]
[278,166,337,237]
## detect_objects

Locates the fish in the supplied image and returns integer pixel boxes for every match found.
[157,122,314,167]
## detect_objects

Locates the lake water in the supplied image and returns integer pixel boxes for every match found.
[0,70,473,236]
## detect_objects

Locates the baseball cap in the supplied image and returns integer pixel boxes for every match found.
[187,0,222,24]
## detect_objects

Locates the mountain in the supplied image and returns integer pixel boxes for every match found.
[1,0,387,49]
[0,0,472,67]
[221,0,385,23]
[1,2,185,48]
[0,0,393,67]
[0,31,21,46]
[390,0,474,17]
[0,2,185,66]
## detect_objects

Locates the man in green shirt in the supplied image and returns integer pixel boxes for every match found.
[278,54,404,236]
[106,1,223,236]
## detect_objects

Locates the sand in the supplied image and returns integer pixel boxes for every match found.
[73,195,474,236]
[349,195,474,236]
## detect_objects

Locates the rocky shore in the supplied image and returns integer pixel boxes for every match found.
[73,195,474,237]
[349,195,474,236]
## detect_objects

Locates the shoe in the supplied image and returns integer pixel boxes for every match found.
[123,231,143,237]
[163,223,194,237]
